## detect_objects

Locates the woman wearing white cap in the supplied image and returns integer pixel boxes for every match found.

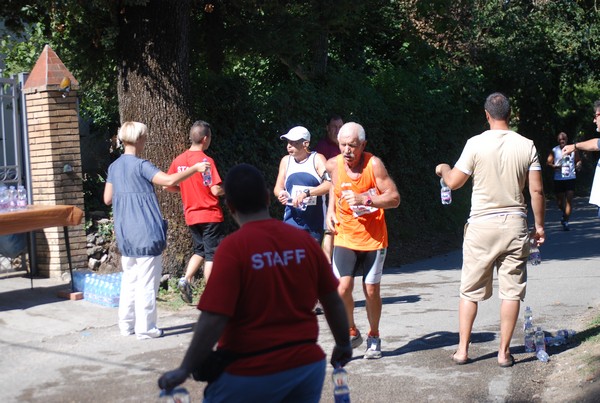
[274,126,331,244]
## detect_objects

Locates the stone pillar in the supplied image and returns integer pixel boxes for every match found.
[22,45,87,278]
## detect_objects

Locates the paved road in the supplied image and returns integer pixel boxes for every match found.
[1,198,599,402]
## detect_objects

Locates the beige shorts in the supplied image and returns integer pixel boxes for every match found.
[460,214,529,302]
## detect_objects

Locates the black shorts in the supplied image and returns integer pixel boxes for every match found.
[554,179,575,193]
[332,246,386,284]
[189,222,225,261]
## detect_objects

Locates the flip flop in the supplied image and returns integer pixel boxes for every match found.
[452,351,469,365]
[498,354,515,368]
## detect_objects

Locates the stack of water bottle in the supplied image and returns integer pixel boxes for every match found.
[523,306,576,363]
[74,270,122,307]
[0,184,28,212]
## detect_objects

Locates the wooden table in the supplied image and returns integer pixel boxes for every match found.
[0,205,84,291]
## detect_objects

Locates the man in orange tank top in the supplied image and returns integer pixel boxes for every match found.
[325,122,400,359]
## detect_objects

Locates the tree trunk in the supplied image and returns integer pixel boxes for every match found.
[116,0,194,275]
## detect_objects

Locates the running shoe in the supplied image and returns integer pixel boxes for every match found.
[136,328,164,340]
[120,329,134,337]
[350,328,363,349]
[178,277,193,303]
[364,336,382,359]
[562,221,570,231]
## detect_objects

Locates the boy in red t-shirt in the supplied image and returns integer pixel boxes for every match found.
[166,120,225,303]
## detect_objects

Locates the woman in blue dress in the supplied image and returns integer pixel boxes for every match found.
[104,121,207,339]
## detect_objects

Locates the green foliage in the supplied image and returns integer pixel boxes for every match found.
[4,0,600,258]
[82,173,108,214]
[0,0,119,128]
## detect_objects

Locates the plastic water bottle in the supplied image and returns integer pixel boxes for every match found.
[561,155,571,178]
[524,322,535,352]
[534,327,549,362]
[16,185,27,209]
[523,306,535,351]
[556,329,576,340]
[528,238,541,266]
[0,184,9,211]
[545,335,566,346]
[8,186,17,211]
[440,178,452,205]
[332,366,350,403]
[158,387,191,403]
[523,306,533,328]
[202,158,212,186]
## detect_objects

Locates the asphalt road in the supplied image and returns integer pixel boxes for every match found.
[1,198,599,402]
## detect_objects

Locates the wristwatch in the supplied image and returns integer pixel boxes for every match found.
[303,189,311,197]
[365,194,373,206]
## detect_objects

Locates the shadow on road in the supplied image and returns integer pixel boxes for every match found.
[162,322,195,337]
[384,331,496,357]
[0,281,68,311]
[354,294,421,308]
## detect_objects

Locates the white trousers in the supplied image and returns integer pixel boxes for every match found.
[119,255,162,337]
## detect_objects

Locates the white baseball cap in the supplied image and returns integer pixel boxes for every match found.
[280,126,310,142]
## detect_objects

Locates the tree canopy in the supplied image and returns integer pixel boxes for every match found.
[2,0,600,269]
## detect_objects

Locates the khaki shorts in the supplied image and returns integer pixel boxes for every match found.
[460,214,529,302]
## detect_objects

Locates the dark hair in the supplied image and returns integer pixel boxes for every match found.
[484,92,511,120]
[189,120,212,144]
[327,114,343,124]
[224,164,269,214]
[594,100,600,112]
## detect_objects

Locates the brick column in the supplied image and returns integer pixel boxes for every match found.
[22,45,87,278]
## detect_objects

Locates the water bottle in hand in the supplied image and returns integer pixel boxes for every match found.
[528,238,541,266]
[202,158,212,186]
[332,366,351,403]
[159,387,191,403]
[561,155,571,178]
[440,178,452,205]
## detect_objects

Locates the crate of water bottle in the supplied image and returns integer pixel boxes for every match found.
[84,272,122,307]
[72,269,93,293]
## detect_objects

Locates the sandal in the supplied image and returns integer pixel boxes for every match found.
[498,354,515,368]
[452,351,469,365]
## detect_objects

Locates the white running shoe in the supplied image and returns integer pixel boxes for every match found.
[364,336,382,359]
[136,328,164,340]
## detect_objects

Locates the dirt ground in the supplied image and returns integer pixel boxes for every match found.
[541,307,600,402]
[385,233,600,403]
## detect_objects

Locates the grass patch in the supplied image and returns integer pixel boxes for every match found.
[576,311,600,382]
[578,313,600,344]
[157,276,206,311]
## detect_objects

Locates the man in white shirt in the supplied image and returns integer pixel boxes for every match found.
[435,92,546,368]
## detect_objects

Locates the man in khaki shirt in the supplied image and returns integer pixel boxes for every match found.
[435,92,546,368]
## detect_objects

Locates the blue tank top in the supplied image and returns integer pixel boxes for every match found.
[283,152,326,233]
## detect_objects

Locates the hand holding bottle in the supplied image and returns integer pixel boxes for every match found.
[201,158,212,186]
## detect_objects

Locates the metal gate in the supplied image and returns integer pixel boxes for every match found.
[1,73,31,274]
[0,73,29,191]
